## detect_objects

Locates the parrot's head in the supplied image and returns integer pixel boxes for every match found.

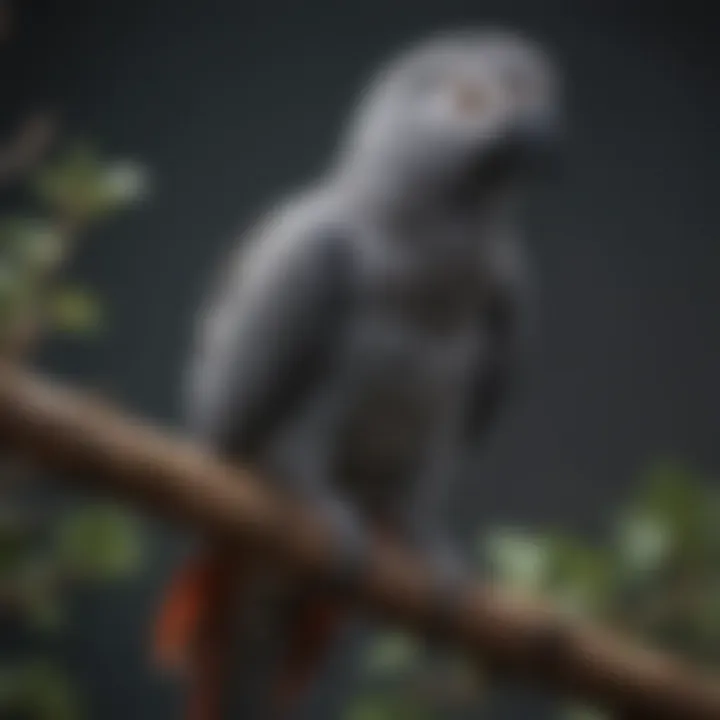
[339,29,562,210]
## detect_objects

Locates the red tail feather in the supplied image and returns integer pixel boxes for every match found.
[276,595,349,711]
[153,550,241,720]
[153,550,348,720]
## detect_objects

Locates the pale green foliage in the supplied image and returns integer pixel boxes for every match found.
[0,143,149,349]
[0,216,63,332]
[561,704,611,720]
[485,529,614,618]
[484,528,554,592]
[33,143,149,223]
[364,633,424,677]
[616,512,672,579]
[347,693,435,720]
[54,505,142,582]
[49,286,103,335]
[0,140,148,719]
[346,461,720,719]
[0,661,82,720]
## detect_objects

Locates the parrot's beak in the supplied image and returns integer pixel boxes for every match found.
[466,109,564,193]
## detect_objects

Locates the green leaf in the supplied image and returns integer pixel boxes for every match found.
[19,661,81,720]
[345,692,434,720]
[560,704,611,720]
[101,160,150,205]
[0,216,65,272]
[33,143,149,223]
[10,556,65,631]
[345,695,398,720]
[484,528,613,616]
[0,511,35,576]
[615,511,672,579]
[49,286,103,335]
[364,633,423,677]
[0,258,19,301]
[548,537,614,616]
[0,256,33,317]
[0,667,14,707]
[0,661,82,720]
[689,580,720,655]
[0,217,58,338]
[54,505,142,582]
[24,586,66,632]
[633,460,710,560]
[484,528,553,592]
[704,488,720,564]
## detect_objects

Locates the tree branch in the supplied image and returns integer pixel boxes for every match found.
[0,361,718,719]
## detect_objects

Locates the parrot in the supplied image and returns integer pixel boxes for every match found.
[152,28,561,720]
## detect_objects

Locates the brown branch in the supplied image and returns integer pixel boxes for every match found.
[0,361,718,719]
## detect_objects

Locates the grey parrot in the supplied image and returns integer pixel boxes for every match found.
[153,28,561,720]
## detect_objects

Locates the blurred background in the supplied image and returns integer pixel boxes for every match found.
[1,1,719,719]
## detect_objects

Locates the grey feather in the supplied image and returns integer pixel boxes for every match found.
[185,193,355,461]
[183,27,561,717]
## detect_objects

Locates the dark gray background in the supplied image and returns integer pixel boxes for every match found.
[3,1,719,717]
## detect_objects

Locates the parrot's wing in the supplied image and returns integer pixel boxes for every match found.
[186,202,353,458]
[156,203,356,719]
[465,233,535,440]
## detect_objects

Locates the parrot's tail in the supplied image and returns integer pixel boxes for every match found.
[152,548,348,720]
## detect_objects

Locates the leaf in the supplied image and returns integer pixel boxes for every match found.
[23,583,66,632]
[345,692,434,720]
[33,143,149,223]
[0,510,36,576]
[0,661,82,720]
[0,256,32,317]
[13,660,82,720]
[560,704,611,720]
[0,516,66,632]
[48,286,103,335]
[0,666,14,707]
[633,460,710,560]
[0,216,65,272]
[364,633,423,677]
[704,487,720,564]
[102,160,150,205]
[0,217,60,339]
[484,528,613,617]
[0,258,19,300]
[547,537,614,616]
[615,512,672,579]
[53,505,142,582]
[483,528,553,592]
[689,580,720,656]
[10,556,66,632]
[345,695,398,720]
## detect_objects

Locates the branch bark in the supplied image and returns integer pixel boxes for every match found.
[0,361,718,720]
